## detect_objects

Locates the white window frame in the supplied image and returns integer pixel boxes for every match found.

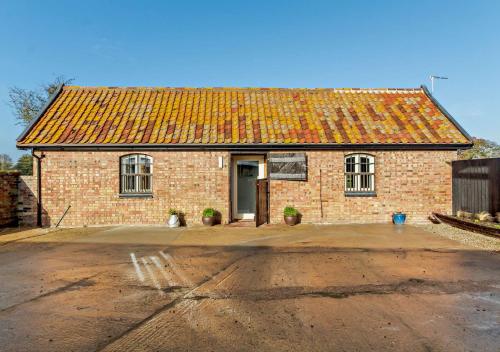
[344,154,375,194]
[120,154,153,195]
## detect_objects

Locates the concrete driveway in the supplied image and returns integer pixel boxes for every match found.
[0,224,498,351]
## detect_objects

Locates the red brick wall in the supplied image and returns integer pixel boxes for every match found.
[38,150,456,227]
[269,150,457,224]
[18,176,37,226]
[0,171,20,226]
[39,151,230,227]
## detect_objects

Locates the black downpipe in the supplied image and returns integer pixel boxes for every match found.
[228,154,233,223]
[31,150,45,227]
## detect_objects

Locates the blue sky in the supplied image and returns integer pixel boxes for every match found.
[1,0,499,159]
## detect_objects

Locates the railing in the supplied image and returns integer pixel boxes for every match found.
[345,172,375,193]
[121,174,152,194]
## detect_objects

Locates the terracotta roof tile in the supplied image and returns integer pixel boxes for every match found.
[17,86,471,146]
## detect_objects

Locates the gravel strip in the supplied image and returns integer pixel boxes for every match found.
[419,223,500,251]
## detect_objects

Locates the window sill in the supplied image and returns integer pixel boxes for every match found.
[344,191,377,197]
[119,193,153,198]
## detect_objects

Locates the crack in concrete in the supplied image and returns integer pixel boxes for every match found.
[222,247,463,257]
[0,274,99,313]
[183,279,499,302]
[0,231,54,247]
[0,234,47,246]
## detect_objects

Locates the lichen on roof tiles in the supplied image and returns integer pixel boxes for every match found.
[17,86,470,146]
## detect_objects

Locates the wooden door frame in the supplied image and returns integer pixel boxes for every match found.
[256,178,269,226]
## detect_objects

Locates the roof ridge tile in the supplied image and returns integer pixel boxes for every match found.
[64,85,424,93]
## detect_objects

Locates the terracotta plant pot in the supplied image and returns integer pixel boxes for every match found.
[284,215,298,226]
[202,216,215,226]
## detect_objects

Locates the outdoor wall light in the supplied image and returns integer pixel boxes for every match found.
[218,156,224,169]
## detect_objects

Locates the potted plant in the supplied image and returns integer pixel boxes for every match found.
[202,208,217,226]
[284,206,299,226]
[168,208,180,228]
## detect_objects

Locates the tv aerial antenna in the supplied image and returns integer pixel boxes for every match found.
[429,75,448,93]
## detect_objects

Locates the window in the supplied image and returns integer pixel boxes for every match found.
[344,154,375,195]
[120,154,153,195]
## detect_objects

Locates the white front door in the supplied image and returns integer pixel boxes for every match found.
[232,155,266,220]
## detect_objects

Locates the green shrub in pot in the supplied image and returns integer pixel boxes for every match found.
[202,208,217,226]
[283,206,299,226]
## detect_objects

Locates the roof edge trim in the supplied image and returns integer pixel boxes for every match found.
[17,142,473,151]
[420,85,472,142]
[16,83,65,143]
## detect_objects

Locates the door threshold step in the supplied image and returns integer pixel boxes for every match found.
[227,220,256,227]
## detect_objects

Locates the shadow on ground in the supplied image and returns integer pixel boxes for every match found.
[0,224,498,352]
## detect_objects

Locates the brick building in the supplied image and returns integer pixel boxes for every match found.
[16,85,471,227]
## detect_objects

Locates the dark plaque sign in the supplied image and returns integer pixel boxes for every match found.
[268,153,307,180]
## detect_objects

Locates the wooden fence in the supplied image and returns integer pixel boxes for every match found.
[452,158,500,215]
